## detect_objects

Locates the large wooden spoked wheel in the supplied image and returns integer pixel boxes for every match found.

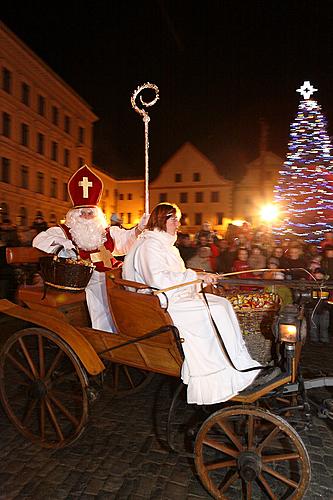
[195,405,311,499]
[0,327,89,448]
[106,362,155,397]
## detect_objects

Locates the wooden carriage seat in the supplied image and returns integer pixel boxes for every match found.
[78,271,183,377]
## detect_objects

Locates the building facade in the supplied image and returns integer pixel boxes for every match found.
[0,22,97,228]
[150,142,233,231]
[93,168,144,229]
[233,150,283,225]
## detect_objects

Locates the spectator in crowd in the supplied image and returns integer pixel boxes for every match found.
[195,221,214,244]
[187,246,213,272]
[322,246,333,280]
[176,233,196,265]
[32,215,48,234]
[216,239,231,273]
[271,246,285,266]
[280,245,307,280]
[110,213,124,228]
[320,231,333,250]
[263,257,292,306]
[232,248,255,278]
[306,268,330,344]
[248,245,266,276]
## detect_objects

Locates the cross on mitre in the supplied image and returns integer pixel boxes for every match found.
[90,245,113,267]
[78,176,93,198]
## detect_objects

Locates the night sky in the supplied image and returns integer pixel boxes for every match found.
[2,1,333,181]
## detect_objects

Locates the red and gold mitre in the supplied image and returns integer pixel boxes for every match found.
[67,165,103,208]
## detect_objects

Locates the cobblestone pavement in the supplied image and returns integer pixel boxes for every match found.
[0,317,333,499]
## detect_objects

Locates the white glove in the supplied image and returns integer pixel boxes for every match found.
[138,213,150,231]
[62,239,76,251]
[196,272,218,285]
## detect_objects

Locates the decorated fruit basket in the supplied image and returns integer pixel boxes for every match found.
[39,254,94,293]
[215,288,281,363]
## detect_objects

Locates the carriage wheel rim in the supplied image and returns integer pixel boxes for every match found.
[194,405,311,500]
[0,327,89,449]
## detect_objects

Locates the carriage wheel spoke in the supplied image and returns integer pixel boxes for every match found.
[258,473,278,499]
[18,337,38,378]
[23,397,38,425]
[123,366,135,388]
[40,399,45,440]
[51,389,83,403]
[45,397,64,441]
[48,392,79,427]
[242,479,252,500]
[257,426,280,453]
[7,353,34,381]
[247,414,254,449]
[45,349,64,381]
[262,452,300,463]
[220,470,239,493]
[262,464,298,488]
[38,335,45,378]
[217,419,243,451]
[206,459,237,471]
[203,437,238,457]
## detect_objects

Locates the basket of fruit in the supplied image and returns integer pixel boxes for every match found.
[215,288,280,363]
[39,248,95,293]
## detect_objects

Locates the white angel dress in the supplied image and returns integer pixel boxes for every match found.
[122,229,261,405]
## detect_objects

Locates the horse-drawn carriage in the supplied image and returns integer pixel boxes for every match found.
[1,247,332,499]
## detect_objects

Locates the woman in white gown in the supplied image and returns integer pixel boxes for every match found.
[122,203,261,405]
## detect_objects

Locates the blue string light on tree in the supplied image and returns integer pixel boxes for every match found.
[274,81,333,243]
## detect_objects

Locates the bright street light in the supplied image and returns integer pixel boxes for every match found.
[260,204,279,223]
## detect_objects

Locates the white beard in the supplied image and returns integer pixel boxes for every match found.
[66,210,107,251]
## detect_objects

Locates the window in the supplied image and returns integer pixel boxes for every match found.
[21,82,30,106]
[120,212,124,220]
[1,157,10,183]
[195,213,202,226]
[211,191,219,202]
[21,123,29,146]
[175,173,182,182]
[52,106,59,125]
[159,193,167,202]
[193,172,200,182]
[38,95,45,116]
[51,141,58,161]
[180,213,188,225]
[2,112,11,138]
[127,213,132,224]
[127,193,132,200]
[64,148,70,167]
[36,172,44,194]
[19,207,27,227]
[180,192,188,203]
[64,115,71,134]
[119,193,124,200]
[49,213,57,225]
[63,182,68,201]
[2,67,12,93]
[216,212,224,225]
[37,133,45,155]
[50,178,57,198]
[195,191,204,203]
[78,126,85,144]
[0,202,9,222]
[21,165,29,189]
[78,157,84,168]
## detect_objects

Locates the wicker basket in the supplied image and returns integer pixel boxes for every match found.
[214,288,280,364]
[39,254,94,293]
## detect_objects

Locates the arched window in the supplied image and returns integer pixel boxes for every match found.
[0,202,9,223]
[19,206,27,227]
[49,213,57,226]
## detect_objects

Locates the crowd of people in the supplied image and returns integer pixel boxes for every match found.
[176,222,333,344]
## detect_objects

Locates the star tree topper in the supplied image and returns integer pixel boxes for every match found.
[296,81,318,100]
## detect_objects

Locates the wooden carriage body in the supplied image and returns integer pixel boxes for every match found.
[0,248,311,499]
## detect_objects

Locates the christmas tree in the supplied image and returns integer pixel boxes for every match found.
[274,81,333,243]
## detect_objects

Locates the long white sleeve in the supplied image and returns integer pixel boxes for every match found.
[109,226,137,256]
[32,227,69,253]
